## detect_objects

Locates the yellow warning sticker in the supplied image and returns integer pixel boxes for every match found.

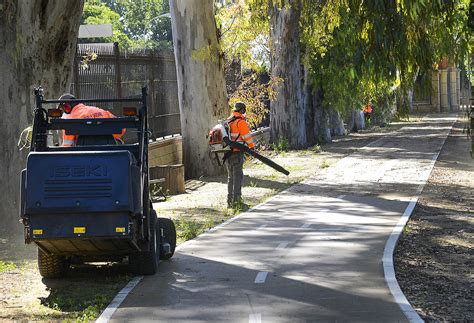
[74,227,86,234]
[33,229,43,235]
[116,227,126,233]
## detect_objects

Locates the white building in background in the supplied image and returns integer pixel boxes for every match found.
[413,57,473,112]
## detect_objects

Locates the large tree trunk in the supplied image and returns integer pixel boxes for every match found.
[169,0,228,179]
[269,0,307,149]
[310,85,332,144]
[0,0,83,238]
[303,64,317,146]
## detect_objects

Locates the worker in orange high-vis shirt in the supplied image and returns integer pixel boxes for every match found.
[58,93,124,147]
[226,101,255,208]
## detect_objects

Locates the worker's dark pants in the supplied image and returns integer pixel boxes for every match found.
[226,151,244,205]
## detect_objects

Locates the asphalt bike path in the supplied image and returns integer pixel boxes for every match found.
[106,114,456,322]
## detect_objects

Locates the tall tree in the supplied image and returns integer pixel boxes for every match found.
[81,1,133,48]
[83,0,173,50]
[269,0,307,148]
[302,0,471,120]
[169,0,228,178]
[250,0,471,146]
[0,0,83,237]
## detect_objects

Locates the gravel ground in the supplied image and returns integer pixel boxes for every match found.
[395,117,474,321]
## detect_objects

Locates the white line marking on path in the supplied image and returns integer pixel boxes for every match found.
[254,272,268,284]
[276,241,290,249]
[175,183,297,251]
[383,199,423,323]
[249,313,262,323]
[383,116,454,323]
[337,194,346,199]
[301,223,311,228]
[258,224,267,230]
[100,117,454,322]
[96,276,143,323]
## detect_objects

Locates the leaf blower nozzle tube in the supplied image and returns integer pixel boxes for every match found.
[223,138,290,176]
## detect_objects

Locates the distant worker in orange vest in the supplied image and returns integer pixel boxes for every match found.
[363,104,373,123]
[226,102,255,208]
[58,93,124,147]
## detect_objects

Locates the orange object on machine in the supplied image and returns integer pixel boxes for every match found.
[62,104,125,147]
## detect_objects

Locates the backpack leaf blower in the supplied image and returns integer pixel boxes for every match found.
[208,121,290,176]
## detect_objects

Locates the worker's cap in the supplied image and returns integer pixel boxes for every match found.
[58,93,76,101]
[57,93,78,114]
[233,101,246,112]
[58,93,78,106]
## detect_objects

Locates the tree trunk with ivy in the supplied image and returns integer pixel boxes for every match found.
[169,0,228,178]
[269,0,307,149]
[0,0,83,237]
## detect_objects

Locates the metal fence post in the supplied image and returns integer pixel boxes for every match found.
[73,47,81,98]
[149,51,156,135]
[114,42,122,99]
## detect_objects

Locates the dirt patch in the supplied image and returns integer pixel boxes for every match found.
[0,254,131,321]
[395,118,474,321]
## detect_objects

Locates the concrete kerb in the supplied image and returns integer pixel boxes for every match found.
[97,116,455,322]
[96,276,143,323]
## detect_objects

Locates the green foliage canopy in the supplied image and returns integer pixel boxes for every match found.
[216,0,270,70]
[247,0,471,117]
[82,0,172,50]
[303,0,471,115]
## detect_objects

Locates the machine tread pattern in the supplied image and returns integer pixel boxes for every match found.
[158,217,176,260]
[37,248,67,278]
[129,214,158,275]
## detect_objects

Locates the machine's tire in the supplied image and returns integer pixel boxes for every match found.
[129,213,159,275]
[158,217,176,260]
[37,248,68,279]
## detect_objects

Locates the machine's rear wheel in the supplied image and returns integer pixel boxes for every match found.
[158,218,176,260]
[37,248,68,278]
[129,213,159,275]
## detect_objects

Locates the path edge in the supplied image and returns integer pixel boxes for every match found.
[382,115,456,323]
[97,114,456,322]
[383,198,424,323]
[96,276,143,323]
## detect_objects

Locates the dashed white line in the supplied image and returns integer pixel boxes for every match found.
[337,194,346,199]
[276,241,290,249]
[257,224,267,230]
[254,271,268,284]
[249,313,262,323]
[301,223,311,228]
